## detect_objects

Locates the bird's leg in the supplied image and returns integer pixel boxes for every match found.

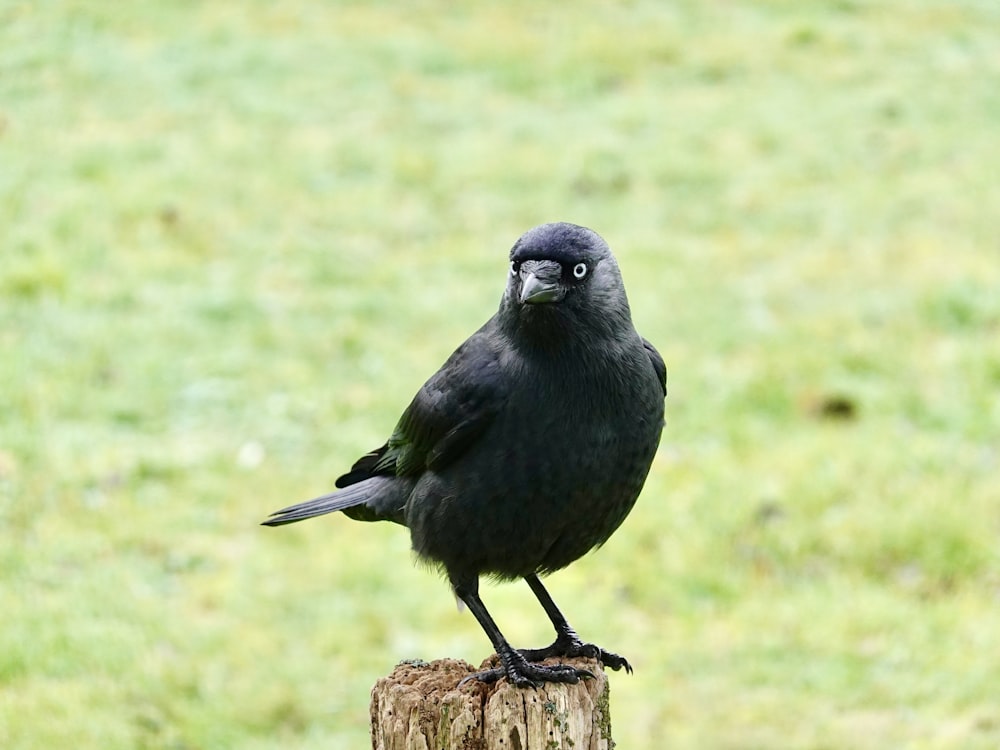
[518,574,633,673]
[452,578,592,688]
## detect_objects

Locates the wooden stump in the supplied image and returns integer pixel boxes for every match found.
[370,656,613,750]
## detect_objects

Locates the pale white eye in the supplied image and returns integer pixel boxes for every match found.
[510,261,517,276]
[572,262,588,279]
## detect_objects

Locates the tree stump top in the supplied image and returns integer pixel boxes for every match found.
[370,656,613,750]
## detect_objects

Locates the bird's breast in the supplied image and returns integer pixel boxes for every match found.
[405,342,663,580]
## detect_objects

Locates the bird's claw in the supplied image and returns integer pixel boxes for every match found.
[459,652,594,689]
[458,669,498,687]
[599,649,632,674]
[519,637,632,673]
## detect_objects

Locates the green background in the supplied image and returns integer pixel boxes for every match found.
[2,2,999,747]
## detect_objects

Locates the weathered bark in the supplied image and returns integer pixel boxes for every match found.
[370,656,613,750]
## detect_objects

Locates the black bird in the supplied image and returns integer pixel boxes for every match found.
[264,222,666,687]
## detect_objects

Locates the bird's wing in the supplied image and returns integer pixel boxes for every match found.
[642,336,667,397]
[335,327,506,487]
[334,444,390,488]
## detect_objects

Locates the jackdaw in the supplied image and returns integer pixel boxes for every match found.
[264,222,666,687]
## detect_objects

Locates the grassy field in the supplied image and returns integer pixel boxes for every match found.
[2,1,999,747]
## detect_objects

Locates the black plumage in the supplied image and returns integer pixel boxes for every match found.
[264,222,666,687]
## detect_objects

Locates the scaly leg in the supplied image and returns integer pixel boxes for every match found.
[452,577,593,687]
[518,574,632,673]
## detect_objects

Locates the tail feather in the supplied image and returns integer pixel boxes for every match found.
[262,482,372,527]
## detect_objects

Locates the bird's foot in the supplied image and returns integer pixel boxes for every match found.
[519,633,632,674]
[459,648,594,689]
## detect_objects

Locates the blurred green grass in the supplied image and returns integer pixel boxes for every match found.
[2,1,999,748]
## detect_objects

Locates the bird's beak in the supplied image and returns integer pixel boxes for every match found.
[518,261,564,305]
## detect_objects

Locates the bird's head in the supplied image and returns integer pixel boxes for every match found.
[501,222,633,342]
